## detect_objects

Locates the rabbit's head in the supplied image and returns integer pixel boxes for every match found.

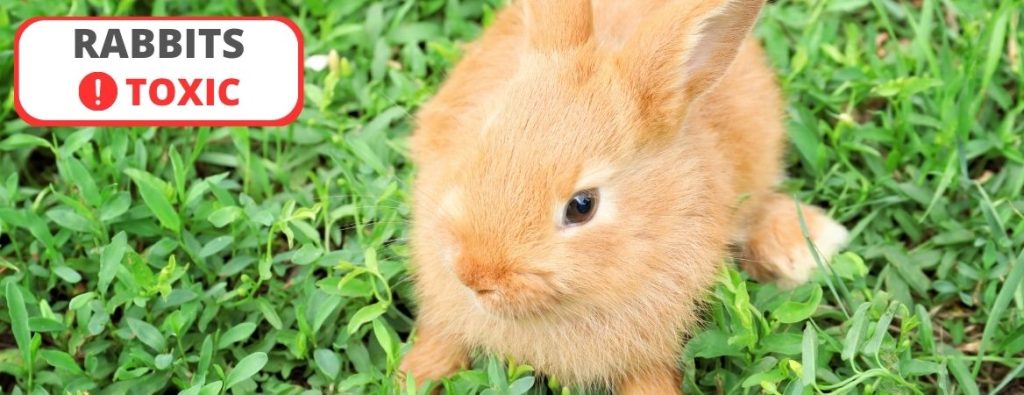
[410,0,766,318]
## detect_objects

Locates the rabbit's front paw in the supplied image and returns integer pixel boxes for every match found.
[740,194,849,289]
[398,327,469,390]
[616,364,682,395]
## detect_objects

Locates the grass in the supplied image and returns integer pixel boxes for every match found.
[0,0,1022,393]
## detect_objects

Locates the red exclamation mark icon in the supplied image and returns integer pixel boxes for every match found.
[79,72,117,111]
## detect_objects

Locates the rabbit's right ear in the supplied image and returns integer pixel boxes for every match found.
[617,0,766,130]
[521,0,593,52]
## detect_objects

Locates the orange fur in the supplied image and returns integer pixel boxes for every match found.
[617,365,681,395]
[403,0,848,391]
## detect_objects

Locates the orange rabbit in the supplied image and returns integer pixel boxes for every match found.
[400,0,849,393]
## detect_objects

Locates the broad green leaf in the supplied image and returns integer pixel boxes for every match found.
[224,352,268,390]
[60,128,95,157]
[339,373,375,391]
[314,348,340,379]
[155,353,173,370]
[179,384,202,395]
[292,244,322,265]
[347,302,388,334]
[207,206,242,228]
[509,376,536,395]
[864,303,897,356]
[124,168,180,232]
[39,349,83,374]
[218,322,257,349]
[28,317,65,332]
[46,208,92,233]
[99,232,128,294]
[197,381,223,395]
[193,335,213,386]
[0,133,53,151]
[199,235,234,258]
[773,286,823,324]
[68,292,95,310]
[486,357,508,389]
[99,192,132,222]
[842,303,870,360]
[64,157,101,207]
[373,319,395,362]
[902,359,943,376]
[759,333,803,355]
[6,283,31,372]
[883,248,930,295]
[180,381,222,395]
[801,325,816,386]
[257,299,283,330]
[53,266,82,283]
[688,328,745,358]
[312,294,342,334]
[127,318,166,352]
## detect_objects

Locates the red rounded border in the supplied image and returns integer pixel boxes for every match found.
[13,16,305,127]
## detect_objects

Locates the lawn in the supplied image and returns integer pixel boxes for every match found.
[0,0,1022,394]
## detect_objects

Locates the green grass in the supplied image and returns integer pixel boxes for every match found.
[0,0,1022,393]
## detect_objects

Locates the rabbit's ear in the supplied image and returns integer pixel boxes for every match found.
[522,0,593,51]
[618,0,766,127]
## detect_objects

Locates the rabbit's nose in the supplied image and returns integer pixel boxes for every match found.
[453,258,506,295]
[455,268,497,294]
[469,285,497,296]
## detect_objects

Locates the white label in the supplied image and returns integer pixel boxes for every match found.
[15,17,303,126]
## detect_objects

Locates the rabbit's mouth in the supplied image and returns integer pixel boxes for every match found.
[467,271,563,319]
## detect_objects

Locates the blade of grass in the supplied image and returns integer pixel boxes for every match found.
[974,250,1024,376]
[795,200,852,318]
[5,282,32,388]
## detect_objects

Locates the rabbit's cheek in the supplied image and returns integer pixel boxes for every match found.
[440,243,460,276]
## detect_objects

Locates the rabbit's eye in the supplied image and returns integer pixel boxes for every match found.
[564,189,599,226]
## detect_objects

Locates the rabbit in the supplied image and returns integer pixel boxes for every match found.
[399,0,849,393]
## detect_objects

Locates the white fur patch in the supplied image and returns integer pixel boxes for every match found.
[775,215,850,289]
[438,189,464,274]
[574,162,616,191]
[440,189,464,219]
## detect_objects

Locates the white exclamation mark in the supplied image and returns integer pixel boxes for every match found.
[95,78,102,107]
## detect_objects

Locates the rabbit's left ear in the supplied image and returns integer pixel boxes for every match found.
[521,0,593,52]
[617,0,766,127]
